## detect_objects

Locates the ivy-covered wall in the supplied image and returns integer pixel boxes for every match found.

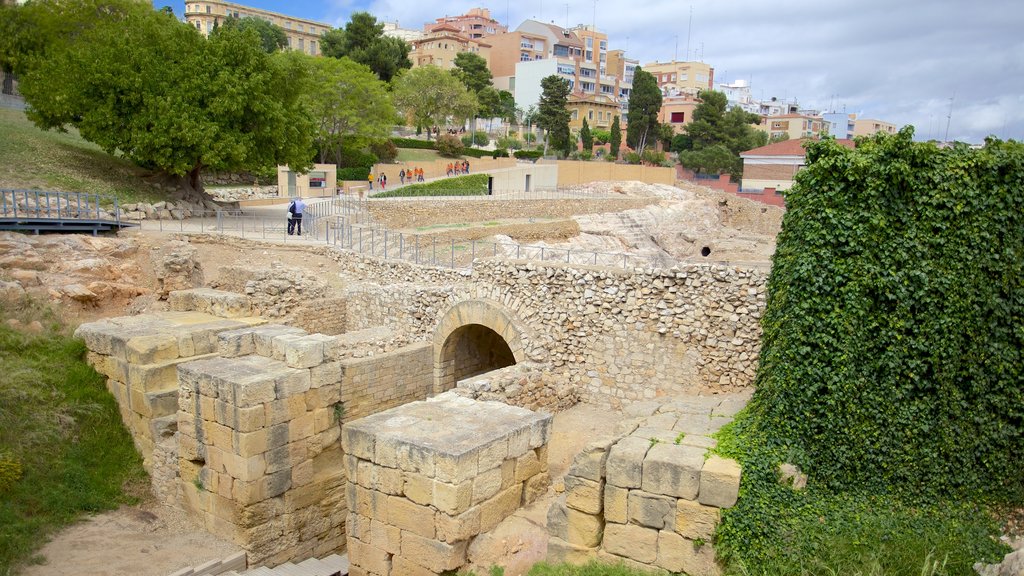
[748,129,1023,501]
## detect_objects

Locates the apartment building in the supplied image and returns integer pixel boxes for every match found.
[755,113,829,140]
[659,94,700,134]
[853,117,897,137]
[382,21,424,43]
[643,60,714,96]
[425,8,507,40]
[740,138,855,193]
[184,0,328,56]
[408,25,491,70]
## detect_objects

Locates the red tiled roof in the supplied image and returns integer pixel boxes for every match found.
[741,138,855,157]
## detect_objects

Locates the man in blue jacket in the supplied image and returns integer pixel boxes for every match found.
[287,196,307,236]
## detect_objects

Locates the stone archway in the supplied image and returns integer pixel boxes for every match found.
[433,299,528,393]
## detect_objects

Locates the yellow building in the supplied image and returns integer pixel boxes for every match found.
[184,0,328,56]
[425,8,507,40]
[569,95,619,131]
[658,94,700,134]
[642,60,714,96]
[853,117,897,137]
[408,25,491,70]
[754,113,829,140]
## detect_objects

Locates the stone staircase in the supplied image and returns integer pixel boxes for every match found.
[222,554,348,576]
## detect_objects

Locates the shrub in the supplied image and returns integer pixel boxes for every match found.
[513,149,543,161]
[369,140,398,163]
[461,147,493,159]
[338,142,378,170]
[580,150,593,161]
[374,174,488,197]
[640,149,668,166]
[592,129,611,145]
[623,151,642,164]
[337,167,370,181]
[391,137,435,150]
[459,132,489,147]
[496,136,523,150]
[435,134,464,158]
[492,149,509,158]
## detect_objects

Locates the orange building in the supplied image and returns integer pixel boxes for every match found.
[424,8,507,39]
[408,25,491,70]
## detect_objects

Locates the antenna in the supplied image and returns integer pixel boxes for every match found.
[944,94,955,143]
[674,35,678,61]
[685,5,692,61]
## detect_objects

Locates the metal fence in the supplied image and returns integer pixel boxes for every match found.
[1,189,120,223]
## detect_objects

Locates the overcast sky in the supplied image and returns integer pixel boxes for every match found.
[170,0,1024,143]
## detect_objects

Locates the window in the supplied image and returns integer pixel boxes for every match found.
[557,64,575,75]
[298,24,304,32]
[670,112,685,123]
[586,50,593,61]
[299,38,305,50]
[521,52,531,61]
[310,26,316,35]
[581,81,595,93]
[205,5,210,13]
[572,110,578,120]
[599,40,606,50]
[601,85,614,94]
[311,40,317,55]
[586,38,593,48]
[670,73,676,82]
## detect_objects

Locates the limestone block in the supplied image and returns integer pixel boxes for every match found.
[523,471,550,505]
[395,443,436,478]
[283,336,325,369]
[602,522,658,564]
[435,449,479,484]
[404,473,432,506]
[479,483,522,533]
[222,453,267,482]
[628,490,675,529]
[370,519,402,555]
[253,325,307,357]
[564,475,603,515]
[547,537,596,564]
[392,555,435,576]
[291,459,314,488]
[236,429,268,455]
[126,334,179,364]
[565,507,604,548]
[641,443,705,500]
[477,437,509,471]
[127,360,181,393]
[309,361,342,389]
[514,450,543,483]
[351,485,388,520]
[387,496,436,539]
[289,412,315,443]
[400,532,468,572]
[675,499,720,540]
[217,328,255,357]
[342,424,375,460]
[348,537,393,575]
[567,437,616,481]
[433,478,473,515]
[698,456,741,508]
[436,504,481,543]
[275,368,311,398]
[372,465,406,496]
[603,484,629,524]
[606,437,650,489]
[547,495,570,540]
[656,530,719,576]
[473,466,503,505]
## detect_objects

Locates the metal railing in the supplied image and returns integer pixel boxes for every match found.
[1,189,120,224]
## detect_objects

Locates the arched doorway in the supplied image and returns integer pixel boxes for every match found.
[433,299,528,393]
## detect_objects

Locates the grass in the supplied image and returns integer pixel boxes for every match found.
[374,174,489,198]
[395,148,443,163]
[0,297,148,576]
[0,108,161,204]
[525,560,659,576]
[712,412,1009,576]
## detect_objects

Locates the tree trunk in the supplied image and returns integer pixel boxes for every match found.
[188,162,204,194]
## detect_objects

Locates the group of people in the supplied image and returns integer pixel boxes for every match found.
[398,167,426,185]
[368,172,387,191]
[446,160,470,177]
[286,196,306,236]
[427,126,466,136]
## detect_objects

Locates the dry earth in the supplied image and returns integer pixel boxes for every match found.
[1,181,777,576]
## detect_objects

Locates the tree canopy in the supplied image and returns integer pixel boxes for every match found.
[625,67,662,154]
[452,52,493,94]
[12,0,314,191]
[536,75,572,156]
[391,66,477,140]
[580,118,593,151]
[321,12,411,82]
[609,115,621,159]
[302,56,395,165]
[213,16,287,52]
[678,89,766,178]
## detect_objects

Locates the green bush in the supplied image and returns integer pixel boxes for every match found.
[391,137,435,150]
[748,129,1024,502]
[623,151,642,164]
[458,132,488,147]
[374,174,488,197]
[496,136,523,150]
[492,149,509,158]
[435,134,464,158]
[461,147,493,159]
[513,149,543,161]
[337,167,370,181]
[338,142,378,170]
[640,149,668,166]
[369,140,398,163]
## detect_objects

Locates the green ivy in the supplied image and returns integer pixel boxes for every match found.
[749,128,1024,502]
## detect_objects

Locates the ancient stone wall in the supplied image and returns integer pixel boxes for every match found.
[291,296,348,336]
[339,342,434,422]
[547,396,747,576]
[342,393,553,576]
[451,362,579,413]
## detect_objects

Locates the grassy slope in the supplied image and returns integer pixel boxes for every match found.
[0,299,148,575]
[395,148,442,163]
[0,108,160,203]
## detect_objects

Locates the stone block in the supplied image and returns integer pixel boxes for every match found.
[387,496,436,539]
[275,369,311,398]
[433,478,473,515]
[342,423,375,460]
[479,483,522,533]
[564,475,603,515]
[603,484,629,524]
[400,532,467,572]
[391,555,435,576]
[675,498,720,541]
[291,459,314,488]
[348,536,392,575]
[523,472,550,505]
[628,490,676,529]
[223,453,266,482]
[309,361,342,389]
[434,449,479,484]
[546,495,569,540]
[235,405,266,433]
[235,378,276,408]
[641,443,705,500]
[372,465,405,496]
[472,466,503,505]
[370,519,402,555]
[606,437,650,489]
[514,450,543,483]
[217,328,255,358]
[698,456,741,508]
[436,504,481,543]
[404,473,432,506]
[602,523,658,564]
[289,412,316,443]
[566,507,604,548]
[125,334,179,364]
[547,537,596,564]
[396,443,436,478]
[235,429,268,455]
[253,325,307,357]
[477,437,509,471]
[284,337,325,369]
[656,530,719,576]
[567,437,615,481]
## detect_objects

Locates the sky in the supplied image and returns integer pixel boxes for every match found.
[167,0,1024,143]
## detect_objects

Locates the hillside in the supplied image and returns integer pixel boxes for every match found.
[0,108,160,203]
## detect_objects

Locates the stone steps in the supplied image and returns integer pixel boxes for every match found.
[218,554,348,576]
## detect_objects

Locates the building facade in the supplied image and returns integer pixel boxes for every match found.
[424,8,507,40]
[853,117,898,137]
[408,25,491,70]
[381,21,424,43]
[658,94,700,134]
[183,0,328,56]
[643,60,714,97]
[740,138,855,192]
[754,113,829,140]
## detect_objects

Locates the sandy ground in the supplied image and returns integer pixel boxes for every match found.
[21,391,623,576]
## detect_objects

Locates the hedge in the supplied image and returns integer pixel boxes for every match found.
[373,174,489,198]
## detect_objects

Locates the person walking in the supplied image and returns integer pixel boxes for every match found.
[399,168,406,185]
[380,173,387,190]
[367,172,373,191]
[287,196,306,236]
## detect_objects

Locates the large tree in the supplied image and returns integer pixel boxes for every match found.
[536,75,571,156]
[609,115,622,159]
[625,67,662,154]
[302,56,395,165]
[14,0,314,192]
[452,52,492,94]
[678,89,766,179]
[391,66,477,140]
[580,117,593,152]
[321,12,411,82]
[214,16,287,53]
